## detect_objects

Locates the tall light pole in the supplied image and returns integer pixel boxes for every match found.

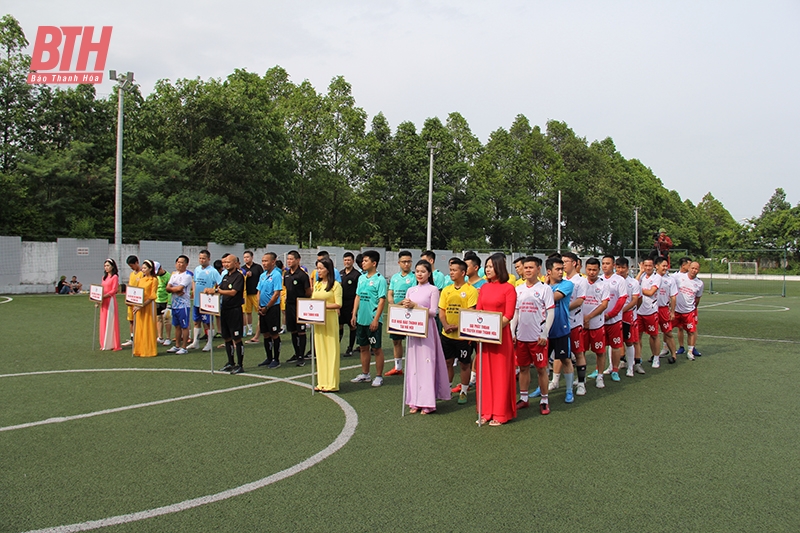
[426,141,441,251]
[557,190,562,253]
[634,206,640,265]
[109,70,134,263]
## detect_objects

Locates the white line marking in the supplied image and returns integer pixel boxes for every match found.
[700,296,762,309]
[0,296,13,304]
[702,334,800,345]
[10,368,358,533]
[0,380,277,432]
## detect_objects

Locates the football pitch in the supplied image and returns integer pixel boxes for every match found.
[1,291,799,533]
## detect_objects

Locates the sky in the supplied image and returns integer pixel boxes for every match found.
[8,0,800,222]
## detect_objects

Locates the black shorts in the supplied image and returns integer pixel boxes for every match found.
[156,302,167,316]
[548,335,571,361]
[259,305,281,335]
[284,304,307,333]
[220,307,243,340]
[339,302,355,326]
[441,336,474,364]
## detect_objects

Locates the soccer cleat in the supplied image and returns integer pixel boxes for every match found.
[539,402,550,415]
[385,368,403,376]
[157,337,163,344]
[692,348,702,357]
[565,390,574,403]
[202,344,212,352]
[530,387,542,398]
[667,356,676,364]
[610,371,621,382]
[516,399,529,409]
[451,384,462,393]
[458,391,468,405]
[343,348,353,357]
[166,346,179,353]
[187,341,199,350]
[267,360,281,369]
[121,340,133,347]
[371,376,384,387]
[576,382,587,396]
[634,363,646,374]
[351,373,371,383]
[286,355,300,363]
[596,375,605,389]
[676,346,686,355]
[162,339,171,346]
[296,359,305,367]
[258,358,271,367]
[652,356,661,369]
[619,360,628,370]
[587,370,599,379]
[175,348,188,355]
[659,345,670,356]
[548,380,559,391]
[230,365,244,375]
[219,363,234,372]
[603,367,612,375]
[626,367,635,377]
[199,333,208,340]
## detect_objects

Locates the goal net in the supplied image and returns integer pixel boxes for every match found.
[727,261,758,278]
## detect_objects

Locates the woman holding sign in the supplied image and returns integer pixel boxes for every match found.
[312,257,343,391]
[98,259,121,351]
[476,253,517,426]
[401,260,451,414]
[133,260,159,357]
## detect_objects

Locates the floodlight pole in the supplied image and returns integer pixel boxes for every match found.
[426,141,441,251]
[634,206,640,264]
[110,70,134,264]
[557,190,562,253]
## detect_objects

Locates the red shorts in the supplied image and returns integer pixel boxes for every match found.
[623,321,640,344]
[570,326,583,354]
[658,307,673,333]
[638,313,659,338]
[516,341,548,368]
[604,321,624,349]
[581,327,606,355]
[672,310,698,332]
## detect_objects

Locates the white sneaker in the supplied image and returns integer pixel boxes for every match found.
[167,346,179,353]
[162,339,172,346]
[595,375,605,389]
[121,340,133,347]
[548,380,559,391]
[659,346,670,357]
[687,352,695,361]
[634,363,646,374]
[371,376,384,387]
[603,366,612,375]
[576,382,587,396]
[187,341,199,350]
[157,337,163,344]
[202,344,212,352]
[619,360,628,369]
[652,356,661,369]
[350,373,371,383]
[626,367,634,377]
[175,348,188,355]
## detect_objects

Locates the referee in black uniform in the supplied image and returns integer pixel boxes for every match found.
[206,254,246,374]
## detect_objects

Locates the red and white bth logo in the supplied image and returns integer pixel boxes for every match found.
[27,26,112,85]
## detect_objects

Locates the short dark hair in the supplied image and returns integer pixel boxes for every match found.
[287,250,301,260]
[264,251,277,261]
[615,256,629,267]
[213,259,223,272]
[199,249,211,258]
[399,250,412,259]
[602,254,615,263]
[126,255,138,266]
[585,257,601,268]
[221,253,230,259]
[655,256,669,266]
[317,250,330,258]
[524,256,542,267]
[363,250,380,266]
[243,250,253,257]
[486,253,509,283]
[562,252,579,263]
[679,256,692,266]
[176,255,189,264]
[450,258,467,272]
[421,250,436,261]
[343,251,354,259]
[513,256,525,265]
[545,257,562,271]
[465,255,481,268]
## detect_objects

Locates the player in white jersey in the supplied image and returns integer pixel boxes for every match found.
[672,257,693,355]
[673,261,704,360]
[552,252,588,394]
[615,257,645,376]
[582,258,610,388]
[600,255,628,382]
[511,257,554,413]
[636,258,663,368]
[655,257,678,364]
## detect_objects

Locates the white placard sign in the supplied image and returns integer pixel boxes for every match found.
[387,305,429,338]
[297,298,326,324]
[89,284,103,303]
[200,293,220,316]
[125,285,144,306]
[458,309,503,344]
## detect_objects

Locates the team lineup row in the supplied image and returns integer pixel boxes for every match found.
[94,247,703,425]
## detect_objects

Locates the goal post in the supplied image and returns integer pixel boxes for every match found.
[709,249,787,297]
[727,261,758,278]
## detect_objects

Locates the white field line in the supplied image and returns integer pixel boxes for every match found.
[18,369,358,533]
[699,296,762,309]
[701,334,800,345]
[0,296,13,304]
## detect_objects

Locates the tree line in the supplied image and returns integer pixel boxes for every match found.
[1,15,797,261]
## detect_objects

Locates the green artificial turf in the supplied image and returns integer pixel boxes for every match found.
[1,293,798,532]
